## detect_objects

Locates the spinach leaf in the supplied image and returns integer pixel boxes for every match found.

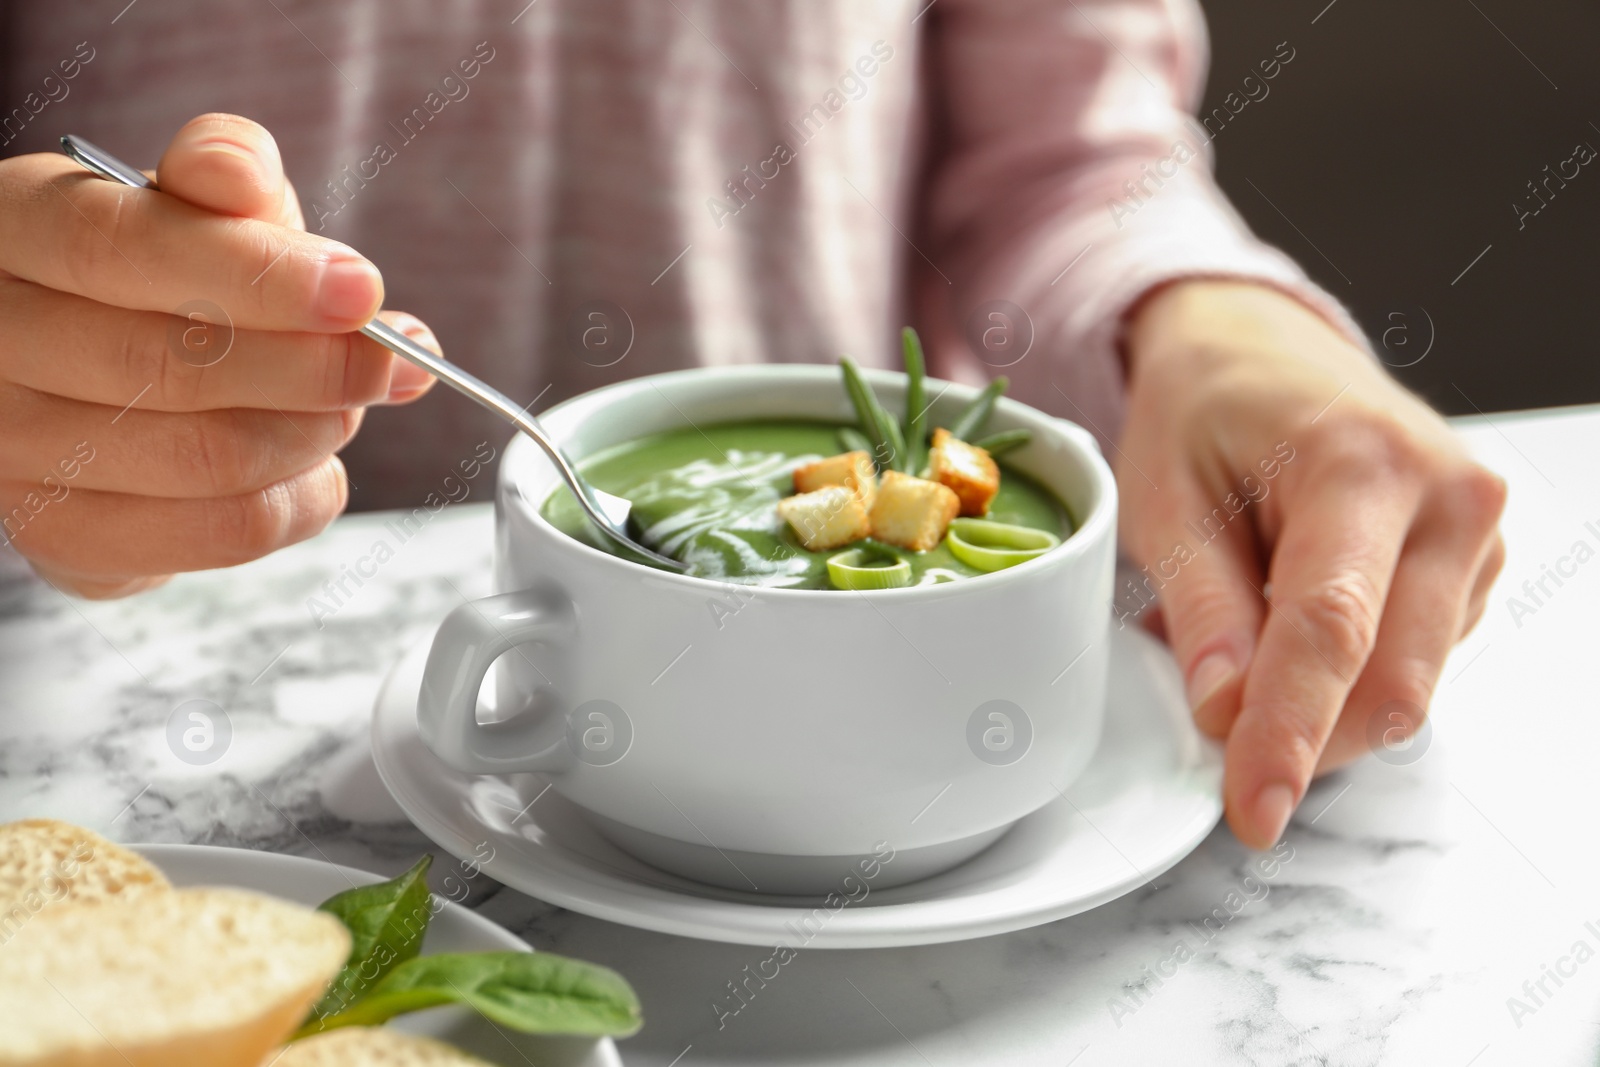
[300,952,643,1038]
[304,854,435,1028]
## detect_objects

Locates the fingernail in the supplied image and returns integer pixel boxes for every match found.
[1187,652,1236,712]
[195,136,272,178]
[386,315,438,400]
[316,251,382,325]
[1252,782,1297,846]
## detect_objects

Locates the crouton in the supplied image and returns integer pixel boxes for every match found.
[869,471,960,552]
[778,485,872,551]
[794,450,878,510]
[929,427,1000,517]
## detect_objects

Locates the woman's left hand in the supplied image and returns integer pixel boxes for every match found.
[1117,280,1507,848]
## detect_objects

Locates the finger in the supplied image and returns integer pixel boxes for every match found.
[0,456,349,581]
[0,154,381,331]
[1138,606,1167,642]
[156,114,306,229]
[1319,473,1507,771]
[28,568,171,600]
[372,310,440,403]
[1460,533,1505,637]
[1313,540,1468,772]
[0,383,361,498]
[1132,486,1268,740]
[0,279,436,410]
[1223,476,1420,848]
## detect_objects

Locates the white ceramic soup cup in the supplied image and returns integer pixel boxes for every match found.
[418,365,1117,895]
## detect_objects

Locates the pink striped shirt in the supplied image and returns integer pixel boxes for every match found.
[2,0,1361,509]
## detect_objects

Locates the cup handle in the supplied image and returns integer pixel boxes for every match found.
[417,590,574,775]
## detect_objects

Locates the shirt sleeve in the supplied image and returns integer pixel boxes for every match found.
[915,0,1369,447]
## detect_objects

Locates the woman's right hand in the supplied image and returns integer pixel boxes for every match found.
[0,113,438,598]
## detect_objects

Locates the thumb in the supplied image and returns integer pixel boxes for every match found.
[1139,500,1267,739]
[155,113,305,229]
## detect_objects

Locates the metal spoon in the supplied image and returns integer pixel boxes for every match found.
[60,134,686,573]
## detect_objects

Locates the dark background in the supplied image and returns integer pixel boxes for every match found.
[1200,0,1599,415]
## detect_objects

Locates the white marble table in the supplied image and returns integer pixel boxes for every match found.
[3,405,1598,1067]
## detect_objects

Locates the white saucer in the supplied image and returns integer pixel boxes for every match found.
[139,844,621,1067]
[371,623,1223,949]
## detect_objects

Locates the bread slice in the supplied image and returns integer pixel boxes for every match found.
[268,1029,494,1066]
[794,450,877,510]
[0,820,169,941]
[928,428,999,517]
[0,887,350,1067]
[869,471,960,552]
[777,485,872,551]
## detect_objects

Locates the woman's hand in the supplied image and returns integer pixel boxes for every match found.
[1119,280,1506,848]
[0,113,438,598]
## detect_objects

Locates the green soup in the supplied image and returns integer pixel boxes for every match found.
[540,420,1073,589]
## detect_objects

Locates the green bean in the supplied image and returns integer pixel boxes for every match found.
[880,404,907,471]
[947,376,1009,442]
[840,357,882,447]
[971,429,1032,457]
[837,427,876,458]
[840,358,904,471]
[901,327,928,476]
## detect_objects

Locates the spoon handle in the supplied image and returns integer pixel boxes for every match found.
[61,135,154,188]
[357,319,601,523]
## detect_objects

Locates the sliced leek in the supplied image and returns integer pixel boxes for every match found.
[945,518,1060,572]
[827,546,913,590]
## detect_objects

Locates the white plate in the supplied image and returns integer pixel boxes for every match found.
[371,624,1224,949]
[138,844,622,1067]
